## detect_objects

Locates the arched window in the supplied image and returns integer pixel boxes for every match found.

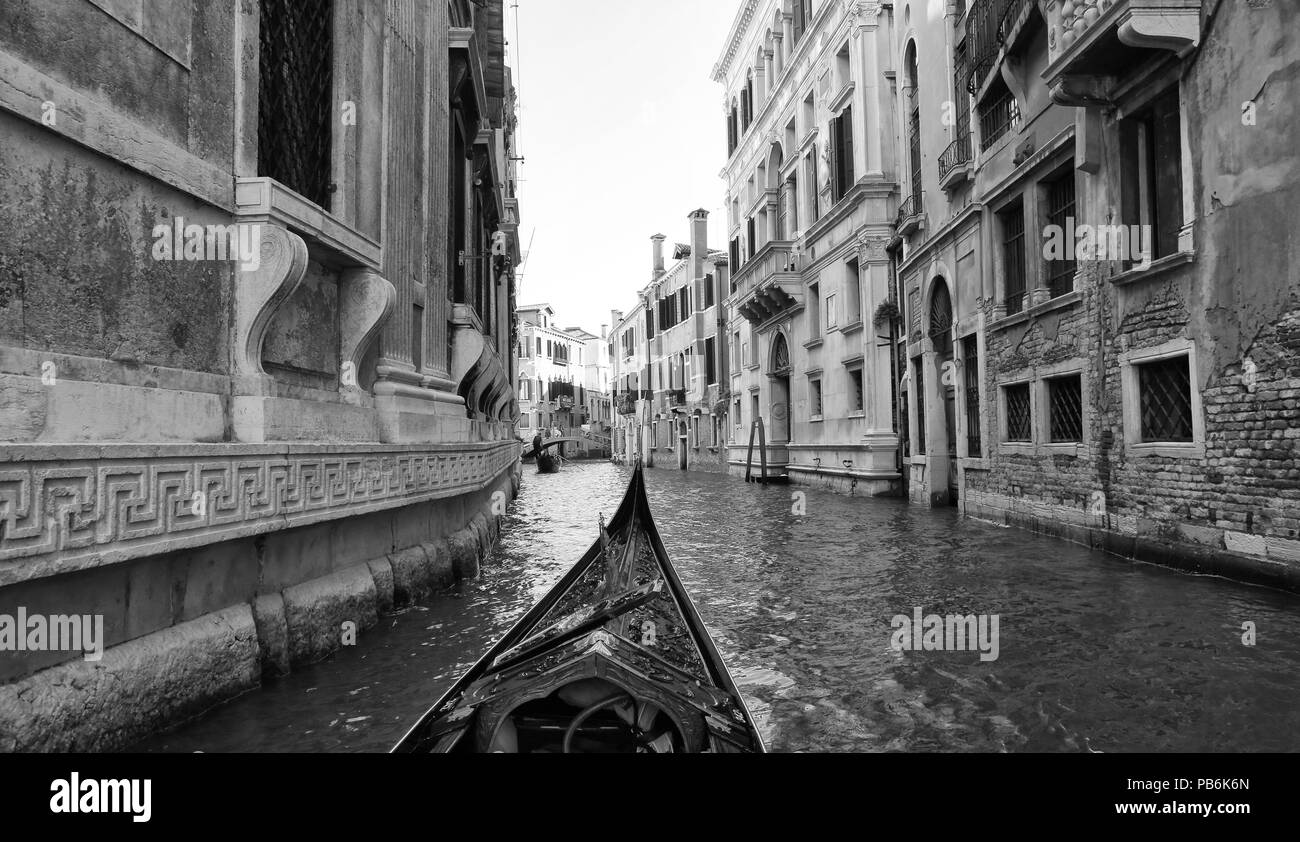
[771,333,791,374]
[905,42,922,207]
[929,279,953,358]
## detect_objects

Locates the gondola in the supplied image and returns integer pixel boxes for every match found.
[536,450,558,474]
[392,462,765,753]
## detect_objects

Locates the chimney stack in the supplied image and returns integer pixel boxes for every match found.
[651,234,666,276]
[689,209,709,282]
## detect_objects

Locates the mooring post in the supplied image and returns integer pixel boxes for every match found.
[758,418,768,486]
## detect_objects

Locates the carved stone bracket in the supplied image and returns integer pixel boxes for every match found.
[339,268,396,404]
[233,224,308,389]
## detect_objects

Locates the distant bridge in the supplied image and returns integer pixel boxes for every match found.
[521,435,611,456]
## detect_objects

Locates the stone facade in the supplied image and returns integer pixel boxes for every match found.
[711,0,903,493]
[610,213,732,474]
[891,0,1300,591]
[0,0,525,749]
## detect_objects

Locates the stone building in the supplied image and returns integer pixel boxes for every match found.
[515,306,610,448]
[713,0,901,494]
[0,0,524,750]
[891,0,1299,589]
[610,212,731,472]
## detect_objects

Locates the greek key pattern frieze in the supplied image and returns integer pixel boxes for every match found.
[0,444,518,564]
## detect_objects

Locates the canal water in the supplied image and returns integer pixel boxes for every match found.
[133,462,1300,753]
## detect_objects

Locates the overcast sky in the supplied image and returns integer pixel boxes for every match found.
[507,0,738,336]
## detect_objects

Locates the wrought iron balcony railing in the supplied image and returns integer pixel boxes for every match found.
[939,131,972,181]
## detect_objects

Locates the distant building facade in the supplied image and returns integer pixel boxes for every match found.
[516,307,611,452]
[611,212,731,472]
[713,0,901,493]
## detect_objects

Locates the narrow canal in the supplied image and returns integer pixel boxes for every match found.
[134,462,1300,753]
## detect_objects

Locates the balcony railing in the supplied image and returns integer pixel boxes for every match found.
[666,389,687,409]
[730,240,796,298]
[938,131,972,181]
[615,392,638,416]
[895,192,924,236]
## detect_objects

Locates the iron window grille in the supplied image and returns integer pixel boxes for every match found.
[1138,356,1194,442]
[1045,172,1077,298]
[963,336,982,457]
[979,83,1021,152]
[1048,375,1083,443]
[1004,382,1031,442]
[258,0,334,208]
[1001,203,1026,315]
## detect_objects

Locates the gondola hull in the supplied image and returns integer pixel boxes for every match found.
[392,463,764,753]
[536,451,558,473]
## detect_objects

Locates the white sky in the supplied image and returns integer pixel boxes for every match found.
[507,0,739,337]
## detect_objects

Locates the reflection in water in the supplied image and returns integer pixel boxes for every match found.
[134,463,1300,753]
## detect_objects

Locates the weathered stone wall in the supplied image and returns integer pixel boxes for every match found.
[964,0,1300,591]
[0,460,521,752]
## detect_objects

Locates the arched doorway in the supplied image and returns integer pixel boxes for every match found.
[769,332,792,443]
[929,279,957,506]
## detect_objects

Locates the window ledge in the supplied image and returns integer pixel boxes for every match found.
[847,411,866,419]
[803,338,825,350]
[1110,251,1195,287]
[989,289,1083,332]
[1127,442,1205,459]
[1041,442,1082,457]
[961,457,989,470]
[999,442,1036,456]
[841,320,865,336]
[810,415,825,424]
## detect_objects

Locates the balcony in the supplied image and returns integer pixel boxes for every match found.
[938,130,972,189]
[732,241,805,327]
[895,192,925,236]
[966,0,1036,96]
[665,389,687,409]
[615,392,638,416]
[1043,0,1203,106]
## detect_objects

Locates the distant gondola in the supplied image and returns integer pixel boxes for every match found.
[536,450,558,474]
[392,463,764,753]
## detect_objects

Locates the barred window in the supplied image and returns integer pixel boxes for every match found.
[258,0,334,208]
[1044,171,1077,299]
[1004,383,1031,442]
[1048,375,1083,443]
[810,379,823,417]
[849,368,864,413]
[1138,356,1193,442]
[963,336,981,457]
[1000,202,1026,316]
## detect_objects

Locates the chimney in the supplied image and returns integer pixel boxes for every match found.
[600,324,608,340]
[651,234,666,276]
[691,206,712,304]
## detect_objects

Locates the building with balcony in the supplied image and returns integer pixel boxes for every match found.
[713,0,902,493]
[516,305,608,444]
[891,0,1300,590]
[610,211,731,472]
[0,0,523,750]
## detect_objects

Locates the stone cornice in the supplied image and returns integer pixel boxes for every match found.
[712,0,763,83]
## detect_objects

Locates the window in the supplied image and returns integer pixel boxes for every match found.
[1048,375,1083,443]
[825,293,837,329]
[704,274,715,309]
[1121,85,1184,263]
[679,286,690,319]
[963,336,981,457]
[536,337,541,356]
[979,77,1021,151]
[914,360,927,455]
[845,259,862,326]
[546,340,552,358]
[801,92,815,139]
[793,0,810,43]
[848,368,864,413]
[705,337,717,386]
[1044,169,1077,298]
[836,43,851,90]
[831,106,855,203]
[808,283,821,339]
[1138,355,1192,442]
[258,0,334,208]
[805,153,820,222]
[746,218,756,258]
[751,393,761,430]
[733,331,742,373]
[1000,201,1026,315]
[810,378,823,418]
[1003,383,1032,442]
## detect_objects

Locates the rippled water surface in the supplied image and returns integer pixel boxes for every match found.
[134,463,1300,753]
